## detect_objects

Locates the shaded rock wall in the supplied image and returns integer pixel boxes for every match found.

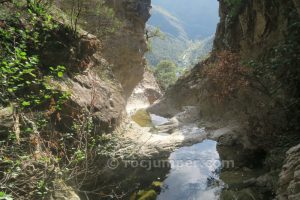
[214,0,291,59]
[41,29,126,132]
[276,144,300,200]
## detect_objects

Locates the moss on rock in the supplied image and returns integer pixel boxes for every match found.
[131,109,153,127]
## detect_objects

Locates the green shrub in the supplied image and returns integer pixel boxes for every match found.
[0,0,69,110]
[153,60,178,91]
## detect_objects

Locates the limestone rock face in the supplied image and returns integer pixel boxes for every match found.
[62,70,125,132]
[0,107,14,139]
[214,0,291,59]
[42,31,126,133]
[147,61,206,117]
[103,0,152,98]
[49,180,80,200]
[55,0,151,99]
[127,69,162,114]
[149,0,298,117]
[276,144,300,200]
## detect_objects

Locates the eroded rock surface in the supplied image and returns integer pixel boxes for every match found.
[0,107,14,139]
[149,0,298,118]
[118,108,237,158]
[276,144,300,200]
[103,0,152,98]
[43,31,126,133]
[127,69,162,114]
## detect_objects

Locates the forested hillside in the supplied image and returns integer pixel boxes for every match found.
[145,0,219,68]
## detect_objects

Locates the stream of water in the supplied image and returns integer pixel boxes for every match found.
[81,111,267,200]
[157,140,223,200]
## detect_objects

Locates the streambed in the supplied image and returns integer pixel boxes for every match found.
[82,112,265,200]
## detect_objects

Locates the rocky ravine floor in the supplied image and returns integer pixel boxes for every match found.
[118,106,238,159]
[123,68,238,159]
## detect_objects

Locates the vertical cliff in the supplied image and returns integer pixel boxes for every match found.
[52,0,152,129]
[148,0,300,198]
[149,0,300,118]
[103,0,151,98]
[214,0,293,58]
[56,0,151,99]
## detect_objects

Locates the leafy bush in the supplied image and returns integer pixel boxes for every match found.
[153,60,178,91]
[0,0,69,109]
[0,192,13,200]
[203,51,249,102]
[0,1,71,199]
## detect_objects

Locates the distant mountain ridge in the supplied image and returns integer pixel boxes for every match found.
[149,0,219,40]
[146,0,219,68]
[149,5,188,40]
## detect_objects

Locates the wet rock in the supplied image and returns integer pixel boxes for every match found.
[130,189,157,200]
[217,132,239,146]
[276,143,300,200]
[151,181,162,192]
[131,109,152,127]
[256,172,277,191]
[221,188,259,200]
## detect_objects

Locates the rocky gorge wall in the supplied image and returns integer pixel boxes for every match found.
[103,0,151,98]
[56,0,151,99]
[52,0,151,130]
[149,0,299,117]
[214,0,292,59]
[148,0,300,199]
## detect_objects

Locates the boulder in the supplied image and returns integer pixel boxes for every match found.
[49,180,80,200]
[0,107,14,139]
[276,144,300,200]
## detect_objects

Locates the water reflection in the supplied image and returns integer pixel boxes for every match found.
[81,140,223,200]
[157,140,223,200]
[150,114,169,126]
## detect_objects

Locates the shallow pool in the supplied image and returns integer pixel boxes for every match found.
[157,140,223,200]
